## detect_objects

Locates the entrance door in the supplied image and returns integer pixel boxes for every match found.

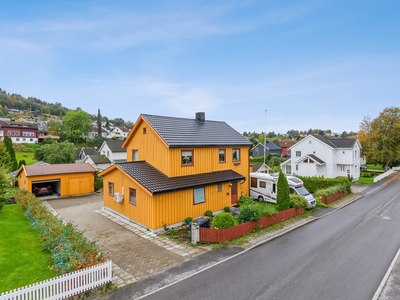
[231,181,238,204]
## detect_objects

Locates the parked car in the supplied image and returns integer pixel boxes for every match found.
[33,186,53,196]
[360,165,367,170]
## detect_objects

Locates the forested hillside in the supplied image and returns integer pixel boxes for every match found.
[0,88,69,117]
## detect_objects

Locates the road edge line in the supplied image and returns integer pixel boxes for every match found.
[372,246,400,300]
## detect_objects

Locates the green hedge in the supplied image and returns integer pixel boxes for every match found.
[15,190,106,274]
[212,212,234,229]
[296,176,351,193]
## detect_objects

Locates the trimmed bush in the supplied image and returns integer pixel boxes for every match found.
[296,176,351,193]
[205,210,213,217]
[238,205,261,224]
[185,217,192,224]
[276,171,290,211]
[212,212,235,229]
[289,194,309,208]
[224,206,230,212]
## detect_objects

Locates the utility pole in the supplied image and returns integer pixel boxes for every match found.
[264,110,267,168]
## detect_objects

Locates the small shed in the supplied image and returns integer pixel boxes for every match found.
[16,163,97,197]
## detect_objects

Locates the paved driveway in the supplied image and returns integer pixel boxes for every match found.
[45,193,208,287]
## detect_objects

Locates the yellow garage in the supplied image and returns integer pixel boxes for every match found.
[16,163,97,197]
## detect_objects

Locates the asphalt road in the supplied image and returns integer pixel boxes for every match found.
[142,178,400,300]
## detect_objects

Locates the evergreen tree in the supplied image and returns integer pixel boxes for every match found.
[276,171,290,211]
[97,109,102,136]
[0,166,9,211]
[0,141,12,171]
[3,136,18,171]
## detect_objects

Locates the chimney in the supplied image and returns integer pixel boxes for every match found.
[195,112,205,123]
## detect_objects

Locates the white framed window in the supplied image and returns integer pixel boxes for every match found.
[232,149,240,162]
[182,150,193,166]
[286,165,291,174]
[296,151,301,157]
[193,187,205,204]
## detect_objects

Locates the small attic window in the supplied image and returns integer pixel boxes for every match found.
[143,127,147,134]
[309,140,312,144]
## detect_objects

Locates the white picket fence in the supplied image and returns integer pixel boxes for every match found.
[0,260,112,300]
[374,169,394,183]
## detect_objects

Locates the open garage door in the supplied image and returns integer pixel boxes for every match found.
[68,177,91,196]
[32,179,61,197]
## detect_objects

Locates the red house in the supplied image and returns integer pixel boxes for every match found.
[0,121,39,144]
[278,140,297,157]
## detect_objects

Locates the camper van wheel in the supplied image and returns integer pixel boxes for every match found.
[258,196,264,202]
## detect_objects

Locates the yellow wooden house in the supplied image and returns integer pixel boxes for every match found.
[99,112,252,231]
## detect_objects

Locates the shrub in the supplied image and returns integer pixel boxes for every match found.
[212,212,235,229]
[205,210,213,217]
[94,175,103,191]
[238,205,261,224]
[238,196,254,206]
[255,203,278,217]
[313,183,348,199]
[296,176,351,193]
[224,206,230,212]
[166,229,177,235]
[289,195,309,208]
[276,171,290,211]
[185,217,192,224]
[14,190,106,274]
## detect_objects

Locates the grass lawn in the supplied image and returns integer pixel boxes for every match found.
[15,152,38,165]
[366,164,384,170]
[0,204,57,293]
[356,177,375,184]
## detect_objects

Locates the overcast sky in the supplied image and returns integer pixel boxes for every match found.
[1,0,399,134]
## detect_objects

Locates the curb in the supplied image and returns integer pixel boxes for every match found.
[372,246,400,300]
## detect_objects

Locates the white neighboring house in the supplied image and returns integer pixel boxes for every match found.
[85,127,109,140]
[98,140,127,164]
[280,135,362,180]
[107,127,130,139]
[82,154,111,172]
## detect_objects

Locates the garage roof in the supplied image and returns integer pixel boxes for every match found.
[16,163,97,177]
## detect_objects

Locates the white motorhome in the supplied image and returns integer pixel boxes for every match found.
[249,172,316,209]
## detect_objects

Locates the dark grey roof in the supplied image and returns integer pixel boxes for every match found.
[252,142,281,151]
[82,148,98,155]
[116,161,245,194]
[308,154,325,165]
[141,114,252,148]
[105,140,126,152]
[312,135,337,148]
[86,154,110,164]
[0,120,38,129]
[312,135,357,149]
[328,139,356,148]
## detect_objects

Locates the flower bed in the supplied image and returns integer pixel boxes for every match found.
[199,207,304,243]
[14,189,107,274]
[319,190,349,204]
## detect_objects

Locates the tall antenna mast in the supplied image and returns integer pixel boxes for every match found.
[264,109,267,169]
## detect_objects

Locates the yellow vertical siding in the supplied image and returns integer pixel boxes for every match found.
[168,146,249,178]
[19,172,95,196]
[102,168,154,229]
[153,181,246,229]
[125,119,171,176]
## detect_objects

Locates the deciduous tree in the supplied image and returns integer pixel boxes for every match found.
[360,107,400,170]
[38,142,77,164]
[62,111,92,144]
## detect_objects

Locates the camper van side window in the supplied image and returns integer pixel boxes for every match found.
[259,181,266,188]
[272,183,276,193]
[251,178,257,188]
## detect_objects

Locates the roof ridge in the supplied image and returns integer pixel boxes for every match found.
[141,113,225,123]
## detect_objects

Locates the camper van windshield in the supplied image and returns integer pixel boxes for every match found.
[295,186,310,196]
